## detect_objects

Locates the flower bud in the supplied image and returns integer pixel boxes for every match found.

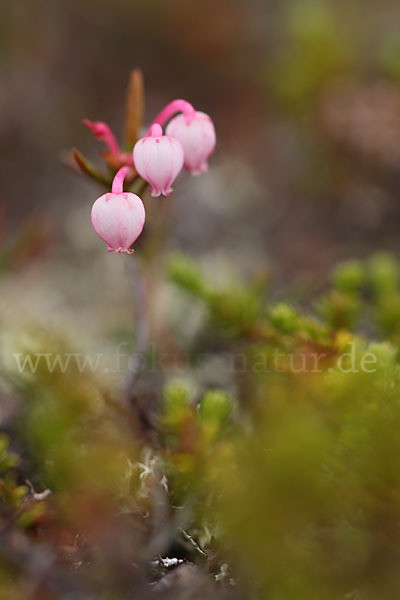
[133,124,184,197]
[83,119,120,156]
[91,167,145,254]
[166,111,216,175]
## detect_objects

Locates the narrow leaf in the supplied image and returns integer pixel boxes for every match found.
[124,68,144,150]
[71,149,111,186]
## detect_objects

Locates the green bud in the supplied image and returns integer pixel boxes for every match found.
[167,254,208,298]
[161,380,192,428]
[368,253,399,297]
[317,291,360,330]
[269,303,299,334]
[332,260,364,294]
[198,390,232,423]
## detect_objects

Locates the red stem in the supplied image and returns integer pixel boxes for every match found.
[146,99,195,135]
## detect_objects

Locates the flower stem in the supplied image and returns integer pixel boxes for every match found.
[147,99,195,135]
[125,258,149,400]
[112,166,129,194]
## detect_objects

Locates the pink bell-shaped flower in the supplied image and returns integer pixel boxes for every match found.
[166,111,216,175]
[133,124,184,197]
[91,167,145,254]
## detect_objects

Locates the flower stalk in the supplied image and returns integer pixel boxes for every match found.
[146,99,196,134]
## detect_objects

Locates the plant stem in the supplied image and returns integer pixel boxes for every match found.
[124,258,149,402]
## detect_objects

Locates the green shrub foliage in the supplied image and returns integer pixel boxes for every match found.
[2,252,400,598]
